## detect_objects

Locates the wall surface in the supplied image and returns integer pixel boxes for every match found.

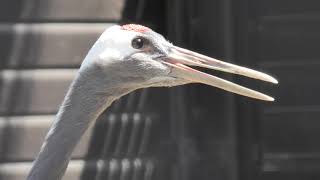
[167,1,320,180]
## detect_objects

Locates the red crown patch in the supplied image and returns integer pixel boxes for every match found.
[121,24,151,33]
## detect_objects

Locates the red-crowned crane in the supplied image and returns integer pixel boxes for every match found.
[27,24,277,180]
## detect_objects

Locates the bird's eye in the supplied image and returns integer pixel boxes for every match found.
[131,37,144,49]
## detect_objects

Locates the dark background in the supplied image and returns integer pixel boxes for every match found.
[0,0,319,180]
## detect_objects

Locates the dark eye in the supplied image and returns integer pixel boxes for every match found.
[131,37,144,49]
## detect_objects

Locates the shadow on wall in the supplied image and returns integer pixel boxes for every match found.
[0,2,40,179]
[120,0,167,34]
[0,0,38,168]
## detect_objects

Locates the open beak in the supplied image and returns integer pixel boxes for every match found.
[162,46,278,101]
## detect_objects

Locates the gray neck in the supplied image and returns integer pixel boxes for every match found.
[27,64,132,180]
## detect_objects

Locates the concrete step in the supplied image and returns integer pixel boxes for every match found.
[0,113,162,162]
[0,0,124,21]
[0,23,113,68]
[0,69,76,115]
[0,158,160,180]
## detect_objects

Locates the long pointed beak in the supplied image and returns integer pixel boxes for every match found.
[163,46,278,101]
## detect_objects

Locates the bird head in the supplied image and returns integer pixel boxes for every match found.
[83,24,278,101]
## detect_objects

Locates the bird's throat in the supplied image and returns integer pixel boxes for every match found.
[27,65,132,180]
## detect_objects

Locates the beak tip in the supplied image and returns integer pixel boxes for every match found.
[264,75,278,84]
[271,78,279,84]
[266,96,275,102]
